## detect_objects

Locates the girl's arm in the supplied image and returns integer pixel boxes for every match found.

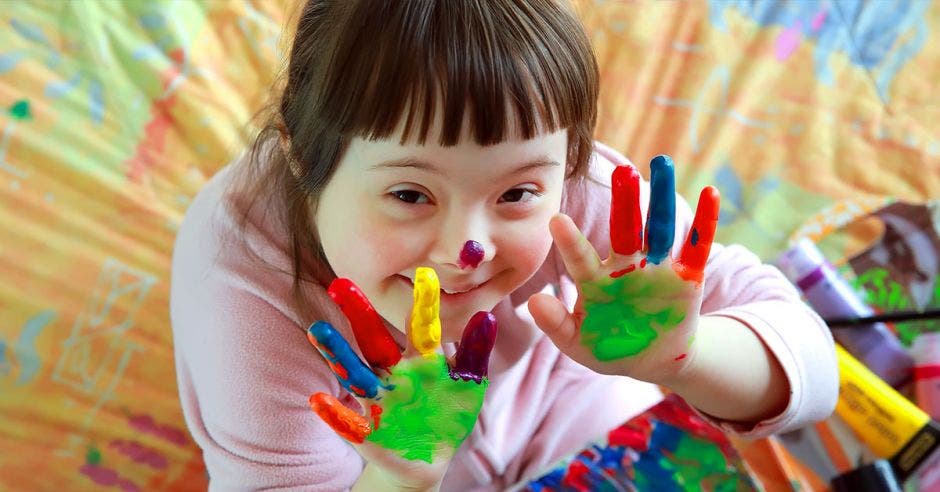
[663,314,789,423]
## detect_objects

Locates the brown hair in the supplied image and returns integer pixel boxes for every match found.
[233,0,599,319]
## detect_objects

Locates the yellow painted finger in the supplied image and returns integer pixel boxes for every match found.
[409,267,441,358]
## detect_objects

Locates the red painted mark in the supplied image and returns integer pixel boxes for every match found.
[640,259,647,269]
[674,353,687,361]
[350,385,367,397]
[609,264,637,278]
[326,360,348,380]
[370,404,383,429]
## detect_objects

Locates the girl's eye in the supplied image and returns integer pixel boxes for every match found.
[499,188,541,203]
[391,190,430,204]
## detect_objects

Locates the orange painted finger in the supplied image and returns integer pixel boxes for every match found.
[309,392,372,443]
[610,165,643,255]
[673,186,720,283]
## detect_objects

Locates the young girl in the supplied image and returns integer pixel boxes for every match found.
[170,0,839,490]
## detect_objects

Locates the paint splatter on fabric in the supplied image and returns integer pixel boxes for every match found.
[523,394,758,492]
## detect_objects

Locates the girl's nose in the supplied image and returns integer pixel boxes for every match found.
[458,240,485,269]
[429,214,495,271]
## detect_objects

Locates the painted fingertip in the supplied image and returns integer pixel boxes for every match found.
[673,186,721,284]
[327,278,401,370]
[307,321,384,398]
[410,267,441,358]
[309,392,371,443]
[646,155,676,265]
[610,165,643,255]
[450,312,498,383]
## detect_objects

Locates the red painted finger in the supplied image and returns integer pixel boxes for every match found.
[328,278,401,371]
[673,186,720,283]
[610,165,643,255]
[309,392,371,443]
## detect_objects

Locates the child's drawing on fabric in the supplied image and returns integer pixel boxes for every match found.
[708,0,929,100]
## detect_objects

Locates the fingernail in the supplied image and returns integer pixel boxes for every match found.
[307,321,384,398]
[410,267,441,358]
[328,278,401,370]
[450,312,498,383]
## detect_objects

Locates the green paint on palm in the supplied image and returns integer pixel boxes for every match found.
[9,100,31,121]
[367,354,486,463]
[581,271,686,361]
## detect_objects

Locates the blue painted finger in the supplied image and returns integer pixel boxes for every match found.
[307,321,386,398]
[645,155,676,265]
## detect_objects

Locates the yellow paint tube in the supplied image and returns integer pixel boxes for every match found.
[835,344,940,481]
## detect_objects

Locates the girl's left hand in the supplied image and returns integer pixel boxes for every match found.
[528,155,720,385]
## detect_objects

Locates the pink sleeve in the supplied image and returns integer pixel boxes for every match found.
[568,142,838,439]
[171,170,364,490]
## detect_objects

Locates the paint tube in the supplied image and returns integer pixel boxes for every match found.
[834,344,940,482]
[912,333,940,420]
[830,459,902,492]
[777,238,913,387]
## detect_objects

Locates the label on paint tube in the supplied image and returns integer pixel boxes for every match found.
[835,345,940,481]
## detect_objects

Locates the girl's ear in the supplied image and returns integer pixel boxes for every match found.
[276,120,305,180]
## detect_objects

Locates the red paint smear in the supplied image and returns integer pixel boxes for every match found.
[639,259,647,269]
[125,48,184,183]
[370,404,383,429]
[674,353,687,361]
[563,460,593,492]
[608,416,652,452]
[350,385,367,397]
[609,264,636,278]
[327,360,349,380]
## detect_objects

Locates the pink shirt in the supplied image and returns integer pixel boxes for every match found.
[170,142,838,490]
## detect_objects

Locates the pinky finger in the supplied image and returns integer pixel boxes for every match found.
[309,392,371,443]
[673,186,720,283]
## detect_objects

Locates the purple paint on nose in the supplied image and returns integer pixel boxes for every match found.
[458,240,484,269]
[449,311,498,383]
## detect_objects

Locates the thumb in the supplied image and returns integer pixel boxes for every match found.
[527,293,580,350]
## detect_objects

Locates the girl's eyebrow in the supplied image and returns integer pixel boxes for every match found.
[368,156,561,177]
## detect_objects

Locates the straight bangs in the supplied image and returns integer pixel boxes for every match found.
[316,0,597,167]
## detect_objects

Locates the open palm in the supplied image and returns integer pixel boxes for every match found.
[306,268,497,483]
[529,155,720,384]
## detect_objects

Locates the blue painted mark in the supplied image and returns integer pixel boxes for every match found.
[45,74,82,99]
[88,79,104,124]
[0,52,26,74]
[131,45,163,61]
[15,310,57,385]
[139,13,167,29]
[0,339,9,376]
[10,18,51,46]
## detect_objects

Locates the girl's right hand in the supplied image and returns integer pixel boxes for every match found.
[306,267,498,490]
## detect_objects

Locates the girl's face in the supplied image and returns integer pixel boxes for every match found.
[315,118,568,342]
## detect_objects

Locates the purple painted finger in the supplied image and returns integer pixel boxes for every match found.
[449,312,498,383]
